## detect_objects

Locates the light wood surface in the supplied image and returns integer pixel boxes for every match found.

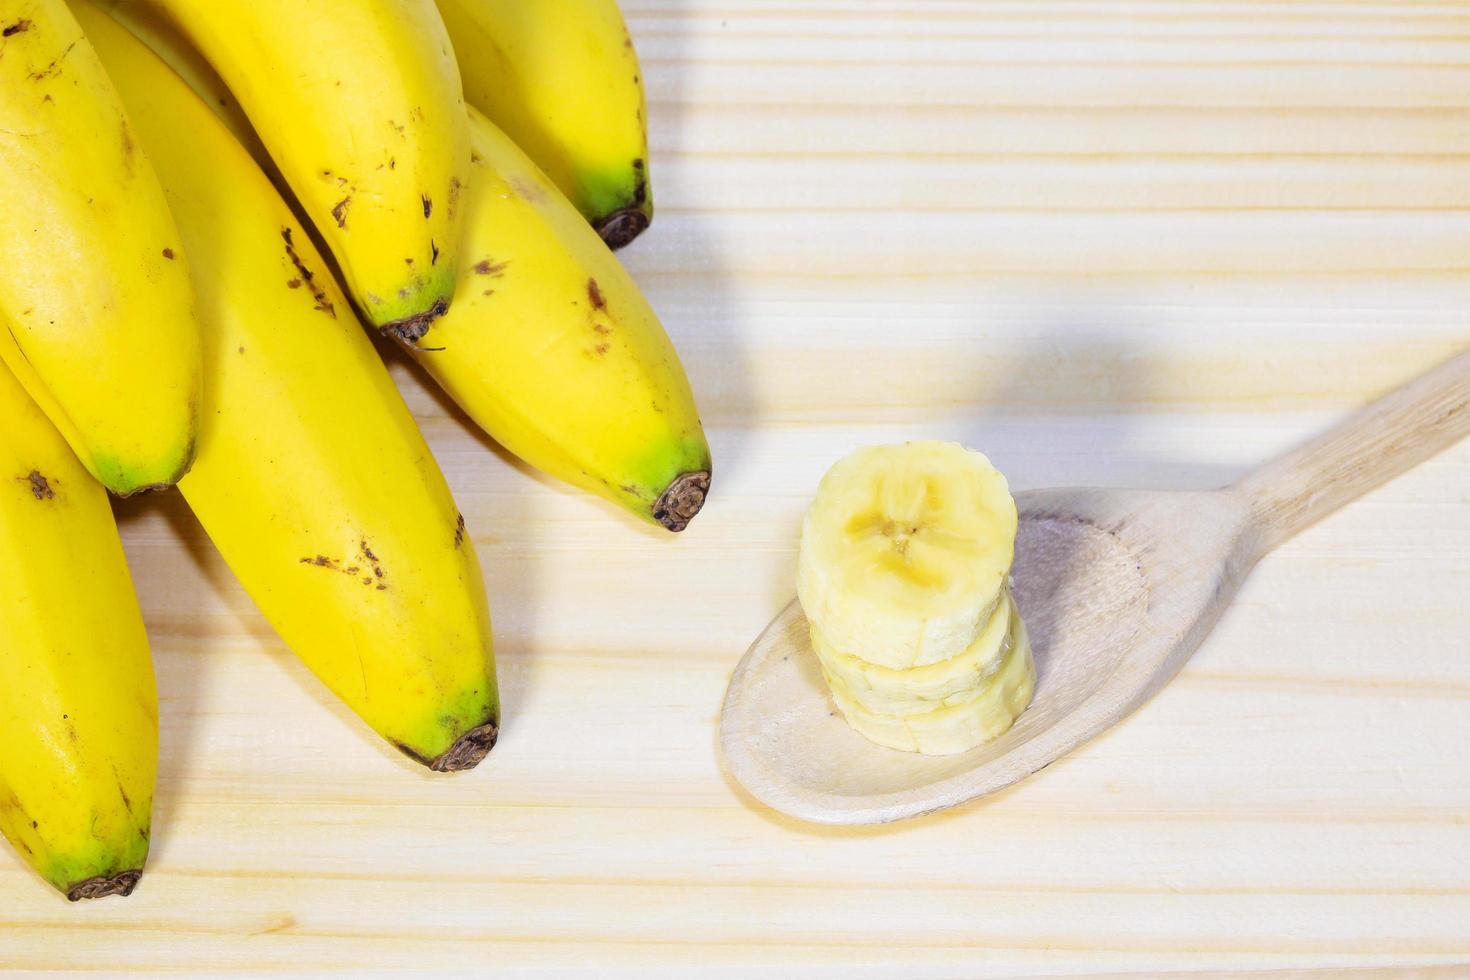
[5,0,1470,974]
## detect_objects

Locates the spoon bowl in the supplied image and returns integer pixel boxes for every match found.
[720,488,1255,825]
[721,347,1470,824]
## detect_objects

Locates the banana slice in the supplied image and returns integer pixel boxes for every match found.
[826,612,1036,755]
[812,589,1016,715]
[797,442,1018,669]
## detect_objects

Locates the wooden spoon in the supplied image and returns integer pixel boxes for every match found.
[720,348,1470,825]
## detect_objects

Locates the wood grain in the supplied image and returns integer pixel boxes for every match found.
[5,0,1470,974]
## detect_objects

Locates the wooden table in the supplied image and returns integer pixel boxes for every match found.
[4,1,1470,974]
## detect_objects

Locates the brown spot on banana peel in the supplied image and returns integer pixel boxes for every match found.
[453,513,466,548]
[587,278,607,311]
[116,779,133,815]
[162,247,174,260]
[421,194,432,218]
[299,548,387,590]
[474,259,507,277]
[331,196,350,228]
[653,471,711,533]
[3,19,30,36]
[28,41,76,82]
[66,871,141,903]
[280,227,336,317]
[20,470,54,499]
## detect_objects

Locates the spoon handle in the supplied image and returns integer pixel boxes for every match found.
[1238,347,1470,553]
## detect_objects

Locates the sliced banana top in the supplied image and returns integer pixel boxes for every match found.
[797,441,1018,669]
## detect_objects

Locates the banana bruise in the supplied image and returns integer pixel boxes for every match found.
[100,0,471,333]
[435,0,654,247]
[797,442,1033,755]
[75,1,499,770]
[0,361,157,901]
[0,0,201,495]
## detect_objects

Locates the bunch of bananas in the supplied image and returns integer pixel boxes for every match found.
[0,0,707,902]
[797,443,1034,755]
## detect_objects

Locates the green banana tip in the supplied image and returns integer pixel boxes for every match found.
[103,431,198,497]
[65,870,142,902]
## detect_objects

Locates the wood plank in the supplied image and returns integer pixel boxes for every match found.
[4,0,1469,972]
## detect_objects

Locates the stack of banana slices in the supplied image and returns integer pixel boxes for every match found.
[797,442,1035,755]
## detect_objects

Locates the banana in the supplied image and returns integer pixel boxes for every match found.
[75,1,498,769]
[0,0,201,495]
[797,442,1018,669]
[824,612,1035,756]
[80,0,265,170]
[97,8,710,533]
[399,106,709,531]
[100,0,471,335]
[813,590,1016,715]
[797,442,1033,755]
[0,361,157,901]
[435,0,653,248]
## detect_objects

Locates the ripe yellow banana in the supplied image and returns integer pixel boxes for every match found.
[76,1,498,769]
[100,0,471,335]
[0,0,200,495]
[97,7,710,532]
[798,442,1018,669]
[435,0,654,247]
[0,361,157,901]
[400,107,709,531]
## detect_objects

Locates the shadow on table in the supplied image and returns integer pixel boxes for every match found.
[965,326,1247,494]
[111,490,242,860]
[625,0,756,483]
